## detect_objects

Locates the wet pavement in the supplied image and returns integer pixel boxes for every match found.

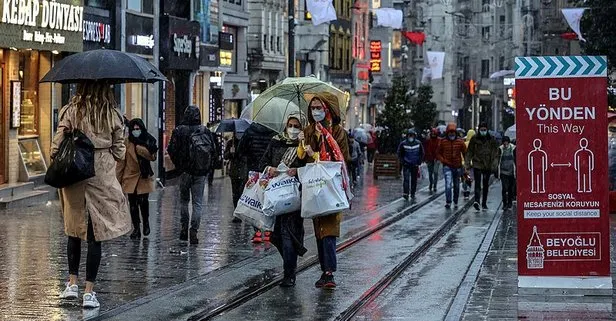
[207,187,472,321]
[0,166,416,321]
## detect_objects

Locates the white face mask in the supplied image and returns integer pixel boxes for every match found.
[312,110,325,122]
[132,130,142,138]
[287,127,301,139]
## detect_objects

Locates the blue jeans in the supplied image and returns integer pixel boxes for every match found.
[317,236,337,272]
[443,166,462,204]
[403,165,419,197]
[179,173,207,231]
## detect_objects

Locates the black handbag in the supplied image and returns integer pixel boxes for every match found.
[45,129,95,188]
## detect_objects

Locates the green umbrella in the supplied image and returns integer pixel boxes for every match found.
[244,76,349,133]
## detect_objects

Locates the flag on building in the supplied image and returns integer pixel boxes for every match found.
[374,8,403,29]
[403,31,426,45]
[561,8,587,42]
[306,0,337,26]
[426,51,445,80]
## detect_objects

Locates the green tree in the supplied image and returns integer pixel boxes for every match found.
[410,85,438,133]
[576,0,616,72]
[376,75,413,154]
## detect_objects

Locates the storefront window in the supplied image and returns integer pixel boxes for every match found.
[19,50,40,137]
[224,100,240,119]
[124,82,155,125]
[18,138,47,178]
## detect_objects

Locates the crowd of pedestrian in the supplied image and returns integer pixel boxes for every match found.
[49,77,515,311]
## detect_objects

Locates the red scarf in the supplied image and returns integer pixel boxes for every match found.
[315,122,353,200]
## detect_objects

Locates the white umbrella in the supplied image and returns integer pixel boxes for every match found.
[490,70,514,79]
[504,124,516,141]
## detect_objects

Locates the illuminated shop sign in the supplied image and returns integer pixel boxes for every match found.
[220,50,233,68]
[0,0,84,52]
[370,40,381,72]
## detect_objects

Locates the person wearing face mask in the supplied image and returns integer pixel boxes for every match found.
[297,93,351,289]
[462,129,476,200]
[423,128,442,194]
[437,123,467,209]
[466,122,499,211]
[497,136,516,211]
[348,134,363,186]
[258,116,307,287]
[397,129,424,201]
[117,118,158,239]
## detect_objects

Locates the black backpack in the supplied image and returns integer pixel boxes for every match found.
[188,127,214,176]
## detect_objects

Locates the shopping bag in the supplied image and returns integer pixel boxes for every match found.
[45,129,95,188]
[262,164,301,217]
[418,163,429,181]
[233,171,275,231]
[298,161,349,219]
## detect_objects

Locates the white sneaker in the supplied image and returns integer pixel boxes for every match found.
[83,292,100,309]
[60,283,78,299]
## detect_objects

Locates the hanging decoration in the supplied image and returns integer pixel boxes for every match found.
[403,31,426,45]
[426,51,445,80]
[374,8,403,29]
[306,0,337,26]
[560,32,578,40]
[561,8,587,42]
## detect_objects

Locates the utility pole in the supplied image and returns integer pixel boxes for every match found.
[288,0,296,77]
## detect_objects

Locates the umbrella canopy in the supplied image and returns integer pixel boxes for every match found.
[40,49,167,84]
[504,124,516,141]
[360,123,374,132]
[241,98,306,133]
[247,76,348,132]
[216,118,251,134]
[353,128,370,144]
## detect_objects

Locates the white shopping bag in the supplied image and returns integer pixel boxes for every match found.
[419,163,429,181]
[233,171,275,231]
[262,164,301,217]
[298,161,349,219]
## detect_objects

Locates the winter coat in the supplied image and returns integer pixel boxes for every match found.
[298,95,349,239]
[51,104,131,242]
[259,134,307,257]
[437,137,467,169]
[350,140,362,162]
[117,140,157,195]
[168,106,210,176]
[238,123,278,173]
[423,137,441,163]
[224,138,246,180]
[398,139,424,167]
[498,144,516,177]
[466,133,499,171]
[367,132,378,150]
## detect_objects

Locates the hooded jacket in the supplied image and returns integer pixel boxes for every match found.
[466,131,499,171]
[423,134,441,162]
[398,138,424,166]
[437,124,467,168]
[168,106,211,175]
[498,143,516,176]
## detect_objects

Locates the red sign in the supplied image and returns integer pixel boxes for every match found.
[516,56,610,278]
[369,40,381,72]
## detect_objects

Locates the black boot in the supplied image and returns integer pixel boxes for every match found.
[280,275,296,287]
[140,195,150,236]
[130,228,141,239]
[143,221,150,236]
[180,224,188,241]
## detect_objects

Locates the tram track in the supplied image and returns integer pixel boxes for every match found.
[189,186,447,321]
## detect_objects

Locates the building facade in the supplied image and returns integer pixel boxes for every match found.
[247,0,287,94]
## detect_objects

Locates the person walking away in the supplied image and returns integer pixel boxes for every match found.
[366,131,378,164]
[259,116,307,287]
[225,136,246,223]
[207,124,222,186]
[466,122,499,211]
[117,118,157,239]
[298,93,351,289]
[423,128,441,194]
[54,82,131,309]
[462,129,475,199]
[397,129,424,201]
[237,122,278,243]
[349,134,362,186]
[168,106,215,245]
[498,136,516,211]
[437,123,467,209]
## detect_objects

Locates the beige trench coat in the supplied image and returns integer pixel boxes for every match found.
[116,140,156,195]
[51,105,131,242]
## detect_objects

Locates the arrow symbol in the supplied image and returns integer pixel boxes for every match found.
[551,162,571,167]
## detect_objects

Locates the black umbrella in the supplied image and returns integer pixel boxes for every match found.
[215,118,252,134]
[40,49,167,84]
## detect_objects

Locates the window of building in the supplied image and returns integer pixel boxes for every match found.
[481,59,490,78]
[127,0,153,14]
[392,31,401,50]
[499,56,505,70]
[277,36,281,52]
[19,50,40,137]
[482,26,490,41]
[264,34,268,50]
[338,33,344,70]
[270,35,274,52]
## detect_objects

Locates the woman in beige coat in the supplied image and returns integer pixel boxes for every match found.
[52,82,131,309]
[117,118,157,239]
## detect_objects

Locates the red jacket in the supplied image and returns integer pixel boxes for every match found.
[423,137,441,162]
[367,132,378,150]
